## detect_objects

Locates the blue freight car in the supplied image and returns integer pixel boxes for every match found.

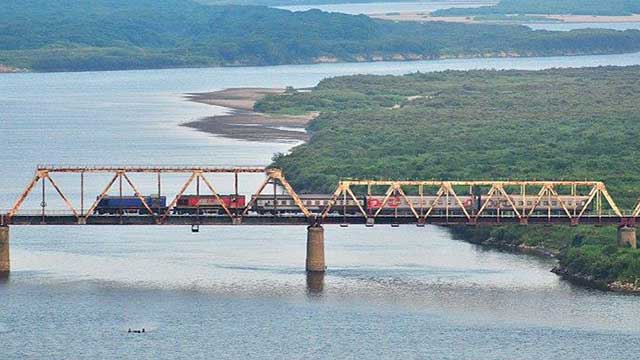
[95,195,166,214]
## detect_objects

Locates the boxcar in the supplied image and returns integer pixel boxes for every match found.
[366,195,475,215]
[251,194,364,214]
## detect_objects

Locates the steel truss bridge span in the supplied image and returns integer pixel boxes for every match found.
[2,166,640,228]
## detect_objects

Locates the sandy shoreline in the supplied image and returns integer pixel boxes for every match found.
[183,88,315,143]
[0,64,27,73]
[370,12,640,24]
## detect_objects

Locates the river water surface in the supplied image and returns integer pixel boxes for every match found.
[2,53,640,358]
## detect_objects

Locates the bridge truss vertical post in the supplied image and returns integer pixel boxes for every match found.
[40,175,46,224]
[80,171,85,223]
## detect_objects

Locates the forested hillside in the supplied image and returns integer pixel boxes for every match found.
[434,0,640,17]
[3,0,640,72]
[262,67,640,202]
[258,66,640,286]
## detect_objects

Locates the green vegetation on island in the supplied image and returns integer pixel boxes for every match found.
[256,66,640,290]
[3,0,640,72]
[433,0,640,17]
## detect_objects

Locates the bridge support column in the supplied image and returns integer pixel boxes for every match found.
[306,225,325,272]
[617,226,637,249]
[0,226,9,273]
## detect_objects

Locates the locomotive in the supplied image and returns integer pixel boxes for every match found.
[95,195,166,215]
[174,195,245,215]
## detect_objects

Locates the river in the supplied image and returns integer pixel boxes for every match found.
[1,53,640,358]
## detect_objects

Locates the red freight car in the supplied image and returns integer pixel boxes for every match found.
[174,195,246,214]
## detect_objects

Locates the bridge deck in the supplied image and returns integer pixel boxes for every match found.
[7,215,629,226]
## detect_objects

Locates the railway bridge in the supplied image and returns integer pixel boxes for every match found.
[1,166,639,274]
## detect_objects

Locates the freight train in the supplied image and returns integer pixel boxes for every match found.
[95,193,592,216]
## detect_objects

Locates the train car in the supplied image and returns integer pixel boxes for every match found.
[480,195,592,215]
[366,195,475,215]
[95,195,166,215]
[174,195,246,215]
[251,194,364,214]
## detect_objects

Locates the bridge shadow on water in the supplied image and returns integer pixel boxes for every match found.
[0,272,9,285]
[306,272,325,296]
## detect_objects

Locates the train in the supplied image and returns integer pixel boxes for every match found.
[95,193,592,216]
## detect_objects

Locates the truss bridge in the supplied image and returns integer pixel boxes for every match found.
[1,166,638,273]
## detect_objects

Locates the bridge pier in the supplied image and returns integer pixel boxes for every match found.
[617,226,637,249]
[0,226,9,273]
[306,225,325,272]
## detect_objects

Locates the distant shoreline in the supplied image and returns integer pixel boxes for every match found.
[370,12,640,24]
[183,88,315,143]
[0,64,27,73]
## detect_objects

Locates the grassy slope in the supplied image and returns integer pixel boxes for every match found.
[3,0,640,72]
[258,66,640,285]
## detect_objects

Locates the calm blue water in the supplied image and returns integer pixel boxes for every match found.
[278,0,496,14]
[2,53,640,358]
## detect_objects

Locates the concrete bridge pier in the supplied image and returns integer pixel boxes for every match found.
[617,226,637,249]
[306,225,325,272]
[0,226,9,273]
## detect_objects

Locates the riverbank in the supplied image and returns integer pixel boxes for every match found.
[551,265,640,294]
[183,88,316,142]
[0,65,27,73]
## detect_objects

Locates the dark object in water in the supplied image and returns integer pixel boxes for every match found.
[128,328,146,334]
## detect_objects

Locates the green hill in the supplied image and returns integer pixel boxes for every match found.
[3,0,640,72]
[258,66,640,288]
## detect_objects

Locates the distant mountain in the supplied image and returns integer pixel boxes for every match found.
[433,0,640,17]
[2,0,640,72]
[197,0,414,5]
[196,0,483,6]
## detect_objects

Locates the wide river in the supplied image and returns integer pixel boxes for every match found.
[2,52,640,358]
